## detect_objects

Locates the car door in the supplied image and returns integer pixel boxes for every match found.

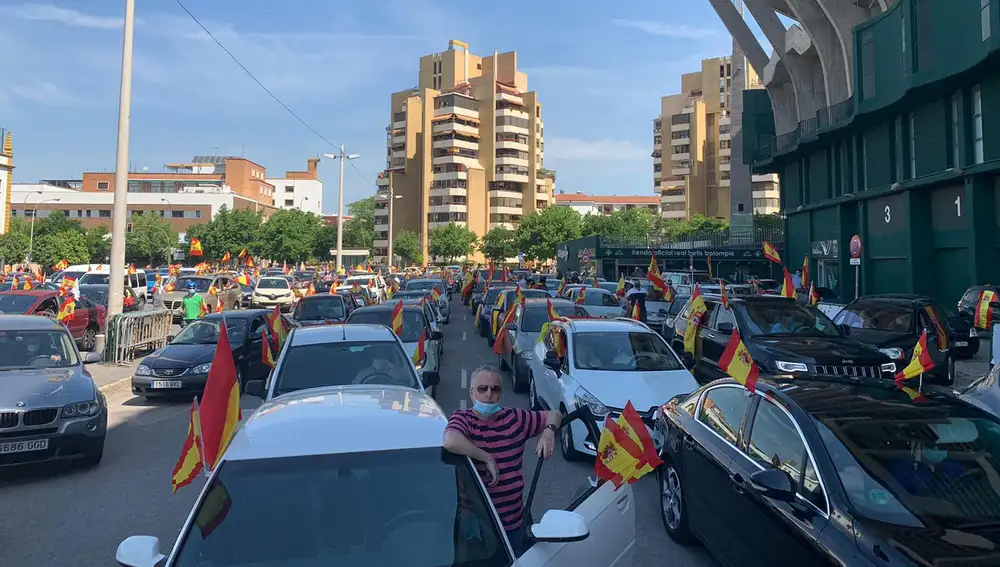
[725,396,833,567]
[690,302,720,382]
[245,315,268,380]
[699,301,734,380]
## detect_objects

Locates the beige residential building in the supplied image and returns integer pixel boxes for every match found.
[654,56,779,220]
[373,40,553,264]
[1,129,12,234]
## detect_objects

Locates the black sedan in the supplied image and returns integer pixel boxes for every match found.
[131,310,272,399]
[655,375,1000,566]
[291,293,355,327]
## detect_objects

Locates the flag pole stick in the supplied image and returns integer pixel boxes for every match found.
[918,372,923,394]
[192,396,211,477]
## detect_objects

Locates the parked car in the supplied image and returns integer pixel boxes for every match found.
[162,275,242,321]
[487,288,552,344]
[250,276,297,312]
[656,294,690,338]
[475,283,519,337]
[290,293,356,327]
[956,284,1000,347]
[0,289,107,351]
[404,278,451,323]
[345,305,443,396]
[563,287,625,319]
[496,298,588,393]
[78,266,149,308]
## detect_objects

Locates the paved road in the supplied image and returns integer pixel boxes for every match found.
[0,301,717,567]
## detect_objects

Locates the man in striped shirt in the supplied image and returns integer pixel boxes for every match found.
[443,365,563,555]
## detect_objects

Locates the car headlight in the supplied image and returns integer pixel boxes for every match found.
[879,347,904,360]
[62,399,101,418]
[192,363,212,374]
[136,364,151,376]
[881,362,897,373]
[574,386,609,418]
[775,360,809,373]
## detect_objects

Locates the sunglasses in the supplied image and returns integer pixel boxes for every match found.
[473,385,502,394]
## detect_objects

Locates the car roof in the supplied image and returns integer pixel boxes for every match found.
[556,317,654,333]
[177,275,212,280]
[408,278,444,283]
[353,304,424,314]
[298,293,344,301]
[225,385,446,460]
[698,294,797,306]
[0,315,63,330]
[523,298,574,307]
[572,286,614,294]
[0,290,56,297]
[853,294,931,304]
[288,323,397,346]
[201,309,268,321]
[751,377,965,418]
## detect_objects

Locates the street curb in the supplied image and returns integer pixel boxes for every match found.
[98,376,133,397]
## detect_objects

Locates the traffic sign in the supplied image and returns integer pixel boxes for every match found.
[581,253,591,264]
[849,235,862,259]
[850,258,861,265]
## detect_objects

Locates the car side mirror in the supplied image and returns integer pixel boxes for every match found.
[421,370,440,388]
[837,324,851,336]
[431,330,443,340]
[244,380,267,399]
[529,509,590,543]
[166,335,175,342]
[543,351,562,373]
[84,351,103,364]
[748,468,797,503]
[115,535,166,567]
[717,322,734,334]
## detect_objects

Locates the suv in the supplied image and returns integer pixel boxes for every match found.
[673,295,895,384]
[404,278,451,323]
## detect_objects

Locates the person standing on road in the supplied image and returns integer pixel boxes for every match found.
[180,281,206,327]
[443,365,562,556]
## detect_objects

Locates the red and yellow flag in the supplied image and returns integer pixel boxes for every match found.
[199,320,242,471]
[195,480,232,539]
[266,306,290,350]
[493,295,524,355]
[171,399,203,493]
[214,300,223,314]
[199,298,209,318]
[238,248,247,259]
[234,274,250,286]
[895,330,935,382]
[391,300,404,336]
[801,256,810,289]
[647,255,667,293]
[807,282,820,306]
[616,276,626,298]
[261,328,277,368]
[189,238,204,257]
[412,330,426,367]
[221,251,231,263]
[594,401,663,489]
[208,284,218,296]
[52,259,69,271]
[537,299,560,344]
[59,277,75,297]
[719,280,730,309]
[575,288,587,305]
[556,276,566,296]
[780,267,795,298]
[718,330,761,393]
[630,300,641,320]
[762,241,781,264]
[975,289,997,329]
[923,306,950,351]
[127,264,136,275]
[57,297,75,322]
[430,287,442,302]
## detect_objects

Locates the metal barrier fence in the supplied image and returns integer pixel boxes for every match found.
[104,309,173,364]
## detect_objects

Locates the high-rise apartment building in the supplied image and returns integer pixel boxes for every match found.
[0,129,12,234]
[654,56,779,220]
[374,40,552,264]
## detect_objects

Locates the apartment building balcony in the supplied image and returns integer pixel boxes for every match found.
[535,199,550,210]
[375,222,389,232]
[719,161,731,172]
[433,103,478,120]
[720,178,731,188]
[489,187,523,200]
[496,106,529,121]
[671,135,690,146]
[720,147,731,157]
[662,208,687,220]
[433,168,468,181]
[495,135,529,151]
[376,175,390,187]
[433,148,479,167]
[660,189,686,205]
[392,111,407,130]
[752,173,779,183]
[653,156,662,166]
[671,161,691,176]
[387,157,406,171]
[497,91,524,106]
[496,118,530,135]
[429,203,468,214]
[374,238,389,247]
[495,153,529,167]
[490,206,522,216]
[432,133,479,152]
[391,133,407,145]
[430,186,468,198]
[495,165,529,183]
[670,152,690,161]
[671,123,690,133]
[429,220,467,229]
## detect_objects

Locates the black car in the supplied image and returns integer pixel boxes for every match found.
[957,285,1000,347]
[833,294,958,384]
[291,294,355,327]
[655,375,1000,566]
[314,279,335,294]
[674,295,895,384]
[78,284,141,313]
[475,283,518,337]
[237,278,257,308]
[655,294,690,338]
[794,286,841,305]
[486,288,551,345]
[131,310,272,399]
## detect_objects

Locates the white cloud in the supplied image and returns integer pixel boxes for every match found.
[0,3,123,29]
[545,137,649,161]
[612,19,721,39]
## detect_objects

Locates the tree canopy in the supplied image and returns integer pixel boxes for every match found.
[478,227,518,262]
[428,222,478,263]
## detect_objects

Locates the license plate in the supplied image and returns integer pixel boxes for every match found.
[955,341,969,347]
[151,380,182,389]
[0,439,49,454]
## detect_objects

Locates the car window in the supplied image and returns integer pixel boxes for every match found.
[519,304,583,332]
[347,310,428,342]
[712,305,737,330]
[258,278,290,290]
[0,329,80,368]
[959,288,985,311]
[697,386,751,445]
[669,298,690,315]
[79,273,111,285]
[601,293,620,307]
[172,319,248,345]
[572,331,683,371]
[137,272,147,286]
[171,447,510,567]
[746,399,826,511]
[294,297,347,320]
[273,341,419,394]
[834,304,914,333]
[249,316,267,336]
[0,294,39,314]
[742,302,840,337]
[176,277,212,292]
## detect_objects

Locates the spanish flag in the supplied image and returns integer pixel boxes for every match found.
[199,299,209,318]
[575,288,587,305]
[762,241,781,264]
[234,273,250,286]
[261,328,277,368]
[801,256,810,289]
[266,306,290,350]
[189,238,204,257]
[719,280,730,309]
[493,295,524,355]
[552,325,568,358]
[412,330,426,367]
[171,399,203,493]
[895,330,935,382]
[807,282,821,306]
[128,264,136,275]
[391,300,404,336]
[220,251,231,263]
[537,298,560,344]
[780,267,795,298]
[556,276,566,296]
[214,300,223,314]
[195,480,232,539]
[461,272,476,302]
[208,284,218,296]
[237,248,247,259]
[616,276,626,298]
[52,259,69,271]
[430,287,442,302]
[57,296,76,322]
[923,306,950,351]
[647,255,668,294]
[594,401,663,489]
[492,293,507,337]
[630,300,641,320]
[199,320,242,471]
[683,317,699,356]
[975,289,997,330]
[718,330,761,393]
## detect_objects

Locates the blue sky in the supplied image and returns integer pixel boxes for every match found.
[0,0,766,212]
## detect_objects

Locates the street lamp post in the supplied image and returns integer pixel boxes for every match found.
[323,146,359,271]
[385,173,402,269]
[28,198,61,264]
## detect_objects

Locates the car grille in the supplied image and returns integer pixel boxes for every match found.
[165,300,181,309]
[151,367,189,378]
[606,405,657,423]
[0,412,18,429]
[23,408,58,426]
[813,364,883,378]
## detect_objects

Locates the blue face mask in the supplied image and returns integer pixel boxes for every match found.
[473,400,501,416]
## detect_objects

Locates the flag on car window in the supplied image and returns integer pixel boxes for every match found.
[594,401,663,489]
[171,399,204,493]
[199,321,242,471]
[412,330,426,367]
[807,282,821,306]
[780,268,795,299]
[718,330,760,393]
[895,329,935,382]
[976,289,997,329]
[195,480,232,539]
[261,328,277,368]
[391,300,404,336]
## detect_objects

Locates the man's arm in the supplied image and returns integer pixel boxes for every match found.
[443,429,492,464]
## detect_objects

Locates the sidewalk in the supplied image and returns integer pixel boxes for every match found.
[956,350,990,390]
[88,360,138,396]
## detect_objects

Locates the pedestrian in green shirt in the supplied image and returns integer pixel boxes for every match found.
[180,281,206,327]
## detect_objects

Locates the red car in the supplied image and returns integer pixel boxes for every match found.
[0,290,106,351]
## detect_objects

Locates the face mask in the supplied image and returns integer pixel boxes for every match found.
[923,447,947,463]
[473,400,501,416]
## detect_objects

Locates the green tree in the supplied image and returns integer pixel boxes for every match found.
[33,230,89,269]
[656,214,729,240]
[340,197,377,254]
[392,230,422,265]
[85,225,111,263]
[516,206,582,261]
[312,224,339,260]
[189,206,264,261]
[258,209,322,262]
[582,208,657,241]
[33,212,84,239]
[428,222,477,263]
[0,218,30,265]
[127,212,176,266]
[753,213,783,231]
[478,227,518,262]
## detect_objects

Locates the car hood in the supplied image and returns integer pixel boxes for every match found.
[142,344,219,368]
[843,328,915,349]
[255,288,293,296]
[748,336,889,364]
[860,520,1000,566]
[1,367,97,407]
[574,368,699,413]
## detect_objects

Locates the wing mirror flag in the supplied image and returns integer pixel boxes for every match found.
[536,299,560,344]
[975,289,997,330]
[594,401,663,489]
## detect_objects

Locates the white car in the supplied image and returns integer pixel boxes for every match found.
[251,276,297,312]
[114,385,636,567]
[529,317,699,460]
[404,278,451,323]
[564,287,625,319]
[343,275,384,303]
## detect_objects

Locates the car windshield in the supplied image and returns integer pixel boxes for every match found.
[176,277,212,292]
[669,298,690,315]
[815,406,1000,529]
[835,304,914,333]
[59,271,86,283]
[171,319,247,345]
[79,286,109,306]
[258,278,290,290]
[172,447,507,567]
[406,281,443,294]
[577,289,612,306]
[273,341,419,394]
[78,273,111,285]
[742,302,841,337]
[573,331,683,371]
[293,271,314,280]
[520,305,584,332]
[0,330,80,369]
[294,297,346,320]
[510,290,550,302]
[483,286,515,305]
[394,291,429,300]
[347,310,427,343]
[545,279,561,290]
[0,294,39,314]
[345,277,374,287]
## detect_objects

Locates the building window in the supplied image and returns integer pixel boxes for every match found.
[97,181,110,190]
[983,0,992,40]
[915,0,932,70]
[285,185,293,192]
[861,31,876,99]
[908,113,917,178]
[861,134,868,190]
[973,86,985,164]
[951,93,961,167]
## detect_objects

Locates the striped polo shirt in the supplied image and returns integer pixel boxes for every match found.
[446,408,548,531]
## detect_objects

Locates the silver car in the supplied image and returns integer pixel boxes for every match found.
[498,298,588,393]
[0,315,106,468]
[403,278,450,323]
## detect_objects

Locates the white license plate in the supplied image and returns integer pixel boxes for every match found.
[955,341,969,347]
[0,439,49,454]
[151,380,182,389]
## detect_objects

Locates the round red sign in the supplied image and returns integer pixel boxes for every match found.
[849,235,863,258]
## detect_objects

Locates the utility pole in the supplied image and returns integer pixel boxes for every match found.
[386,172,394,269]
[108,0,135,318]
[323,146,359,271]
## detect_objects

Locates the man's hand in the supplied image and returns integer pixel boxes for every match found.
[536,429,556,460]
[484,456,500,486]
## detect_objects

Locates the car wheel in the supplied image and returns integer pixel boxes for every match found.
[528,373,541,410]
[560,415,582,461]
[512,358,528,394]
[659,460,695,544]
[82,327,98,351]
[137,296,146,310]
[81,435,106,467]
[498,353,509,371]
